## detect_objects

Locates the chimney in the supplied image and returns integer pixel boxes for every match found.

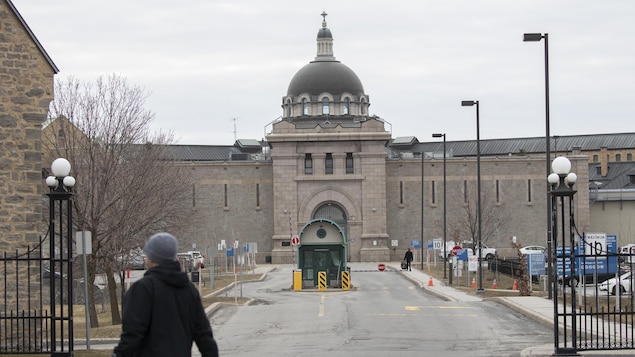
[600,146,609,177]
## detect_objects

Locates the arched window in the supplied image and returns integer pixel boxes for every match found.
[285,99,292,117]
[302,99,309,115]
[343,98,350,115]
[322,98,330,115]
[314,203,346,222]
[360,99,366,115]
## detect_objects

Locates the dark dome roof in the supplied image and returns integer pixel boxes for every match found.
[287,60,365,96]
[317,28,332,39]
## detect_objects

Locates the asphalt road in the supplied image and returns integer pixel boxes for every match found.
[210,264,552,356]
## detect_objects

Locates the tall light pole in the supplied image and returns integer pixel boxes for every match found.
[461,100,483,292]
[421,150,425,270]
[432,133,447,279]
[524,32,553,299]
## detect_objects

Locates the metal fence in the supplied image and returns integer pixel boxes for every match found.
[492,252,635,353]
[1,240,73,354]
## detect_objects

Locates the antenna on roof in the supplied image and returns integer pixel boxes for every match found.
[233,118,237,142]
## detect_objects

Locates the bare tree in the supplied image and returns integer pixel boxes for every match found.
[447,181,510,249]
[43,74,199,327]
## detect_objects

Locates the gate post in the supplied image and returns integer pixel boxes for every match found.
[45,158,76,356]
[548,157,578,355]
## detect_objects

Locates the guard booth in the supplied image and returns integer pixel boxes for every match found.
[297,219,348,288]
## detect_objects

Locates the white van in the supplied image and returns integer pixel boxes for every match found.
[620,244,635,264]
[188,251,205,268]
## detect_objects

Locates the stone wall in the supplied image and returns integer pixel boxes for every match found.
[0,1,55,249]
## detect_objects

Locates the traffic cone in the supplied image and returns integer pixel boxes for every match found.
[492,279,497,289]
[512,279,518,290]
[428,277,434,286]
[471,277,476,288]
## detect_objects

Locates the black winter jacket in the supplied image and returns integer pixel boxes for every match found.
[113,261,218,357]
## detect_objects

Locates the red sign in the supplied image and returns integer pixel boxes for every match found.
[452,245,462,256]
[291,236,300,245]
[378,263,386,271]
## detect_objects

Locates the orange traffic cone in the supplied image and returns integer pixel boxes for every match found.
[428,277,434,286]
[492,279,497,289]
[512,279,518,290]
[471,277,476,288]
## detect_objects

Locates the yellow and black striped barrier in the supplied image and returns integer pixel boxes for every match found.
[318,271,327,291]
[341,271,350,290]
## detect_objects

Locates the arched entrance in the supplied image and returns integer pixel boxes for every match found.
[297,218,348,288]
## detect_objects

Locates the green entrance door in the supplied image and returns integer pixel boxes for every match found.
[300,246,344,287]
[313,249,331,285]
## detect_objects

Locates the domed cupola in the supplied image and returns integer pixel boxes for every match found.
[282,12,370,120]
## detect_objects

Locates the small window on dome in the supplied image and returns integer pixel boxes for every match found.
[322,98,330,115]
[343,98,350,115]
[303,99,309,115]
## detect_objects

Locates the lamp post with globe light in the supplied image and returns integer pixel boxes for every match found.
[547,156,578,355]
[45,158,76,356]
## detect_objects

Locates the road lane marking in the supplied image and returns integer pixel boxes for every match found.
[405,305,475,310]
[318,294,325,317]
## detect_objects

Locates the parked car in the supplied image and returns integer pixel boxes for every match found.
[128,254,146,270]
[519,245,546,255]
[599,271,633,295]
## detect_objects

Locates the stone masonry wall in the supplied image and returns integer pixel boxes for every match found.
[0,1,55,249]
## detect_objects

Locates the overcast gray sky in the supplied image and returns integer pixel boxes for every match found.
[14,0,635,145]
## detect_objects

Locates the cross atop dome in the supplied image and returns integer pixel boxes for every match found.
[321,11,328,27]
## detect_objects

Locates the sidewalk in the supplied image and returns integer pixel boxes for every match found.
[386,262,635,356]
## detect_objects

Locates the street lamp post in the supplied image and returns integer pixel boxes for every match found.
[432,133,447,279]
[45,158,76,356]
[547,156,578,355]
[524,32,553,299]
[461,100,484,292]
[421,150,425,270]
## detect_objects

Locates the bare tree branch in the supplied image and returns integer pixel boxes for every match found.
[43,74,200,326]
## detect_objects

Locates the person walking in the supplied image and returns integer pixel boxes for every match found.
[112,233,219,357]
[404,248,414,271]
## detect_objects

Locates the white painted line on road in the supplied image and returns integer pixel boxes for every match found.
[318,294,325,317]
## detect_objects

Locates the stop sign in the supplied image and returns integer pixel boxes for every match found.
[451,245,462,256]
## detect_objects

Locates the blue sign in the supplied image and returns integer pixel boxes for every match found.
[527,253,546,275]
[556,234,617,277]
[411,240,422,249]
[457,249,469,261]
[243,244,249,253]
[427,240,434,250]
[226,248,234,257]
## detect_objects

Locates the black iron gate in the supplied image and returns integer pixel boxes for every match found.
[1,166,74,355]
[550,157,635,354]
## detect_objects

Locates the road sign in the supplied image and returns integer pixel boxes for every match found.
[411,240,422,249]
[378,263,386,271]
[433,238,443,250]
[291,236,300,245]
[451,245,462,256]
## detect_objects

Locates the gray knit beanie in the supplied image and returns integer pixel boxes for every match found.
[143,232,178,265]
